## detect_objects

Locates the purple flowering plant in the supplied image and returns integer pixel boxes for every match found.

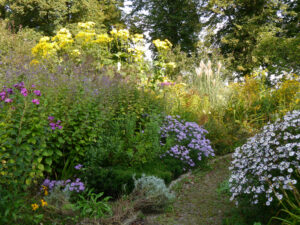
[0,81,64,188]
[75,164,83,170]
[41,178,85,193]
[160,115,214,169]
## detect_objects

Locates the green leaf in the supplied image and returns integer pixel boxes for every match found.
[45,158,52,165]
[37,164,44,171]
[58,137,65,144]
[56,150,63,157]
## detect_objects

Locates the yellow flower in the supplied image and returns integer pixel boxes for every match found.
[71,49,81,57]
[132,34,144,43]
[166,62,176,69]
[153,39,172,50]
[31,203,39,211]
[39,36,50,43]
[110,29,130,40]
[41,199,48,207]
[93,34,113,44]
[30,59,39,66]
[31,41,59,58]
[78,22,95,30]
[76,31,96,43]
[42,185,48,196]
[110,29,118,36]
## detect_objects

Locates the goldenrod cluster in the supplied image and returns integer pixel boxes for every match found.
[31,22,147,64]
[93,34,113,45]
[52,28,74,49]
[153,39,172,51]
[78,21,96,30]
[110,29,130,40]
[132,34,144,43]
[31,36,59,59]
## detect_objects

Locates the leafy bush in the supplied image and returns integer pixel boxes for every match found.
[82,161,178,198]
[0,19,39,57]
[74,189,112,220]
[205,73,299,155]
[229,110,300,206]
[0,81,62,188]
[131,174,175,212]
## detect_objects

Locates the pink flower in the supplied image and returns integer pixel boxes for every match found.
[0,91,6,100]
[14,82,25,89]
[49,122,56,130]
[4,98,13,103]
[21,88,28,97]
[32,99,40,105]
[48,116,54,121]
[33,90,41,96]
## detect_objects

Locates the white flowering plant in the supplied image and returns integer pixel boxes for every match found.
[229,110,300,206]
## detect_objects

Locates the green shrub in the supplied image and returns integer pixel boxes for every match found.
[73,189,112,220]
[82,161,177,198]
[0,183,44,224]
[0,81,61,188]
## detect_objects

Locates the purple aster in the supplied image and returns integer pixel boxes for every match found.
[48,116,55,121]
[6,88,13,94]
[49,122,56,130]
[4,98,12,103]
[32,99,40,105]
[74,164,83,170]
[33,90,41,96]
[21,88,28,97]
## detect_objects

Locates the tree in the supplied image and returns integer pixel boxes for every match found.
[129,0,202,53]
[98,0,125,29]
[200,0,300,76]
[0,0,124,34]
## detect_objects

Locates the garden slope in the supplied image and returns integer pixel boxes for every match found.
[144,154,233,225]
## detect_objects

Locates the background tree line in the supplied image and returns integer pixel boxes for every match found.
[0,0,299,76]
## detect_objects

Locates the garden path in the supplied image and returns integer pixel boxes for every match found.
[143,154,234,225]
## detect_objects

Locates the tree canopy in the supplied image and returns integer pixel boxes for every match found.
[200,0,300,75]
[129,0,202,53]
[0,0,124,34]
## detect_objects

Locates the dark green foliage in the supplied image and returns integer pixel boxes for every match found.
[82,161,180,198]
[223,198,279,225]
[201,0,300,76]
[0,0,123,34]
[0,183,43,224]
[129,0,202,52]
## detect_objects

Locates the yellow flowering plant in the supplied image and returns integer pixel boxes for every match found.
[151,38,177,88]
[31,203,39,211]
[40,199,48,207]
[30,22,180,89]
[31,22,147,68]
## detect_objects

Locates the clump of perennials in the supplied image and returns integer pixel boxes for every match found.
[229,110,300,206]
[160,115,214,169]
[0,81,42,105]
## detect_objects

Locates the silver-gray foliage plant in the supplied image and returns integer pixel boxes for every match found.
[132,174,175,211]
[229,110,300,206]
